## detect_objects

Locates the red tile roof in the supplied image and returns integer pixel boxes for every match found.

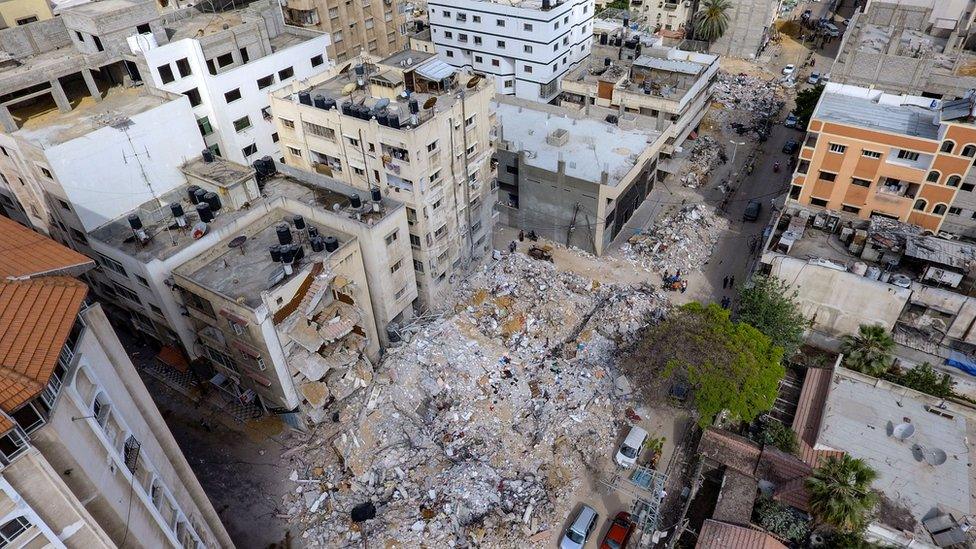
[0,277,87,412]
[699,428,762,475]
[697,520,786,549]
[792,367,845,466]
[757,447,813,511]
[0,217,94,279]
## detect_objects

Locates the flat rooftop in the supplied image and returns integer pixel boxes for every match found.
[166,11,245,41]
[494,97,660,186]
[179,209,353,309]
[817,370,976,538]
[445,0,569,10]
[563,44,715,100]
[815,91,941,139]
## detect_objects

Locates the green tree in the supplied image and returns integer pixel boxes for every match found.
[754,497,810,543]
[624,302,785,427]
[694,0,732,42]
[892,362,955,398]
[841,324,895,377]
[606,0,629,9]
[806,455,878,533]
[735,275,810,358]
[754,416,798,454]
[794,84,825,127]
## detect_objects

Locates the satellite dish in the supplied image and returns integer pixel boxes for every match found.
[423,96,437,110]
[886,420,894,437]
[892,422,915,441]
[191,222,208,239]
[466,76,481,89]
[912,444,925,462]
[341,83,356,95]
[339,62,352,74]
[373,98,390,110]
[228,235,247,254]
[925,448,947,466]
[267,266,286,286]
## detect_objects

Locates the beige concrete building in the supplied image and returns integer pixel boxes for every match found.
[281,0,406,63]
[0,0,52,28]
[270,50,497,310]
[629,0,693,37]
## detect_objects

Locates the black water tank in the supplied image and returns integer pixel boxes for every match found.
[409,99,420,114]
[308,226,319,238]
[605,58,611,67]
[389,115,401,130]
[276,223,292,245]
[623,17,629,28]
[261,156,276,176]
[377,112,389,127]
[203,192,221,212]
[310,237,325,252]
[324,98,337,110]
[313,95,327,109]
[280,245,296,264]
[201,148,215,163]
[293,243,305,262]
[187,185,201,204]
[371,187,382,202]
[269,245,282,262]
[354,64,365,76]
[196,203,213,223]
[298,91,312,106]
[542,0,551,8]
[128,214,143,230]
[170,203,184,218]
[349,194,362,209]
[293,215,306,230]
[324,236,338,252]
[194,188,208,205]
[342,102,353,116]
[600,33,608,45]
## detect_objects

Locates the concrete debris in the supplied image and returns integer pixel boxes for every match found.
[680,136,726,188]
[277,253,668,547]
[622,204,729,275]
[712,71,785,140]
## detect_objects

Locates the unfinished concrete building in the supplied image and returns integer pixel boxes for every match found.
[280,0,406,63]
[831,0,976,97]
[628,0,693,38]
[560,33,717,155]
[88,155,414,426]
[269,50,497,311]
[495,96,665,255]
[707,0,780,59]
[0,215,232,548]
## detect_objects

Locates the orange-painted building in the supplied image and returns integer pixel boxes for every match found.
[789,86,976,234]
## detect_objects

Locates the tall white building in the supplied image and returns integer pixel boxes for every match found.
[428,0,594,102]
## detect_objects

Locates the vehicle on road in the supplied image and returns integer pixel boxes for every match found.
[561,505,599,549]
[824,23,840,37]
[782,64,796,76]
[801,8,812,19]
[807,72,821,85]
[600,512,636,549]
[784,113,799,128]
[743,200,762,222]
[615,425,648,468]
[782,139,799,154]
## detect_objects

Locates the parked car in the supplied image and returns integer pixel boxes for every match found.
[807,72,821,85]
[782,64,796,76]
[615,425,648,468]
[561,505,599,549]
[824,23,840,37]
[743,200,762,222]
[784,113,799,128]
[600,512,636,549]
[782,139,799,154]
[801,8,812,19]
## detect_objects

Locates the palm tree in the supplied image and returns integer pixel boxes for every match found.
[694,0,732,43]
[840,324,895,377]
[806,455,878,533]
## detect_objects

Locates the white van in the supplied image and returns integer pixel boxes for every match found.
[615,426,648,468]
[824,23,840,37]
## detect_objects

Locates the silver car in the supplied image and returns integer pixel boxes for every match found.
[560,505,599,549]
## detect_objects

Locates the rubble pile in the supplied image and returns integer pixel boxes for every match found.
[278,253,668,547]
[680,136,726,188]
[713,71,785,139]
[622,204,729,274]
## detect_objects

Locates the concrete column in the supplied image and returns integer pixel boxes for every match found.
[0,106,16,133]
[82,69,102,101]
[49,80,71,113]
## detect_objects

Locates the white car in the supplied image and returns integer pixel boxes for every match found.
[807,72,821,85]
[615,426,648,468]
[782,64,796,76]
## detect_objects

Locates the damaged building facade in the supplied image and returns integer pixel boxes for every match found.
[269,50,497,310]
[88,155,415,425]
[279,0,407,63]
[494,96,665,255]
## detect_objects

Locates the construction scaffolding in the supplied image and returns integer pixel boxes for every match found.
[599,465,669,548]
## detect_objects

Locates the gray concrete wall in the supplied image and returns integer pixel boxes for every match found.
[0,17,69,56]
[708,0,777,59]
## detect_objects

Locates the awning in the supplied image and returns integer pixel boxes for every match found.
[415,58,455,81]
[218,309,249,326]
[156,346,189,373]
[231,339,262,359]
[946,351,976,376]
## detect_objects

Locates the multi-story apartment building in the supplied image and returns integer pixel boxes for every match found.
[0,0,52,28]
[0,215,232,548]
[788,83,976,234]
[88,155,415,425]
[707,0,780,59]
[629,0,693,37]
[269,50,497,310]
[281,0,407,63]
[428,0,595,102]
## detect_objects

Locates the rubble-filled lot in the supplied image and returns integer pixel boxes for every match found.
[621,204,730,275]
[712,71,786,140]
[278,254,668,547]
[680,136,727,189]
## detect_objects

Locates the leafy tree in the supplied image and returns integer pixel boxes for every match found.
[794,84,825,128]
[822,530,888,548]
[806,455,878,533]
[754,416,798,454]
[624,302,785,427]
[735,275,810,358]
[841,324,895,377]
[891,362,955,399]
[754,497,810,543]
[694,0,732,42]
[606,0,629,10]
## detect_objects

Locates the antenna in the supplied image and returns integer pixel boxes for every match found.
[117,125,177,246]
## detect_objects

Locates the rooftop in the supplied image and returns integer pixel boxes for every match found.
[445,0,570,10]
[495,97,660,185]
[0,216,94,279]
[816,368,976,536]
[814,88,942,140]
[696,520,785,549]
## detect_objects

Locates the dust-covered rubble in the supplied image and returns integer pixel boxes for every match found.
[712,71,786,140]
[621,204,729,275]
[276,253,668,547]
[680,136,726,188]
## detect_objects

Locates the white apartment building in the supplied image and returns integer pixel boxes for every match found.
[428,0,594,102]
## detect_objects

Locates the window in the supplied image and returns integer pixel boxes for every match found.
[941,140,955,154]
[913,199,927,211]
[949,207,963,215]
[474,36,482,45]
[329,6,338,17]
[963,145,976,158]
[897,149,920,161]
[365,18,374,29]
[176,57,192,77]
[851,177,871,187]
[216,52,233,68]
[433,198,442,210]
[446,50,454,58]
[524,65,533,73]
[334,30,343,42]
[242,144,257,157]
[413,259,424,272]
[444,31,453,39]
[818,171,836,182]
[828,143,847,154]
[810,197,828,207]
[390,259,403,274]
[271,132,279,143]
[475,55,483,63]
[947,175,962,187]
[841,205,861,214]
[458,34,467,43]
[233,116,252,132]
[524,45,533,53]
[409,234,421,248]
[862,150,882,159]
[224,88,242,103]
[69,228,87,244]
[385,230,398,245]
[206,346,239,373]
[97,253,127,275]
[280,118,295,129]
[197,116,213,136]
[257,74,275,89]
[427,141,438,152]
[492,59,500,67]
[287,146,302,157]
[496,18,505,26]
[442,10,450,16]
[278,67,294,80]
[40,167,52,179]
[473,15,481,22]
[311,54,324,67]
[964,182,976,192]
[113,283,140,304]
[93,36,103,52]
[926,170,940,183]
[303,121,335,140]
[395,286,406,300]
[135,274,149,287]
[0,517,31,545]
[504,79,514,88]
[524,23,533,31]
[456,13,466,22]
[158,64,175,84]
[933,204,947,215]
[182,87,201,107]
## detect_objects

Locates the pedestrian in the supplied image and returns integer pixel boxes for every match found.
[676,269,682,278]
[518,230,524,242]
[509,240,517,253]
[680,280,688,293]
[663,270,670,281]
[729,275,735,288]
[723,276,729,289]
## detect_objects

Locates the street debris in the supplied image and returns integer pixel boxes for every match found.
[622,204,729,275]
[712,71,786,140]
[276,253,668,547]
[680,136,726,188]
